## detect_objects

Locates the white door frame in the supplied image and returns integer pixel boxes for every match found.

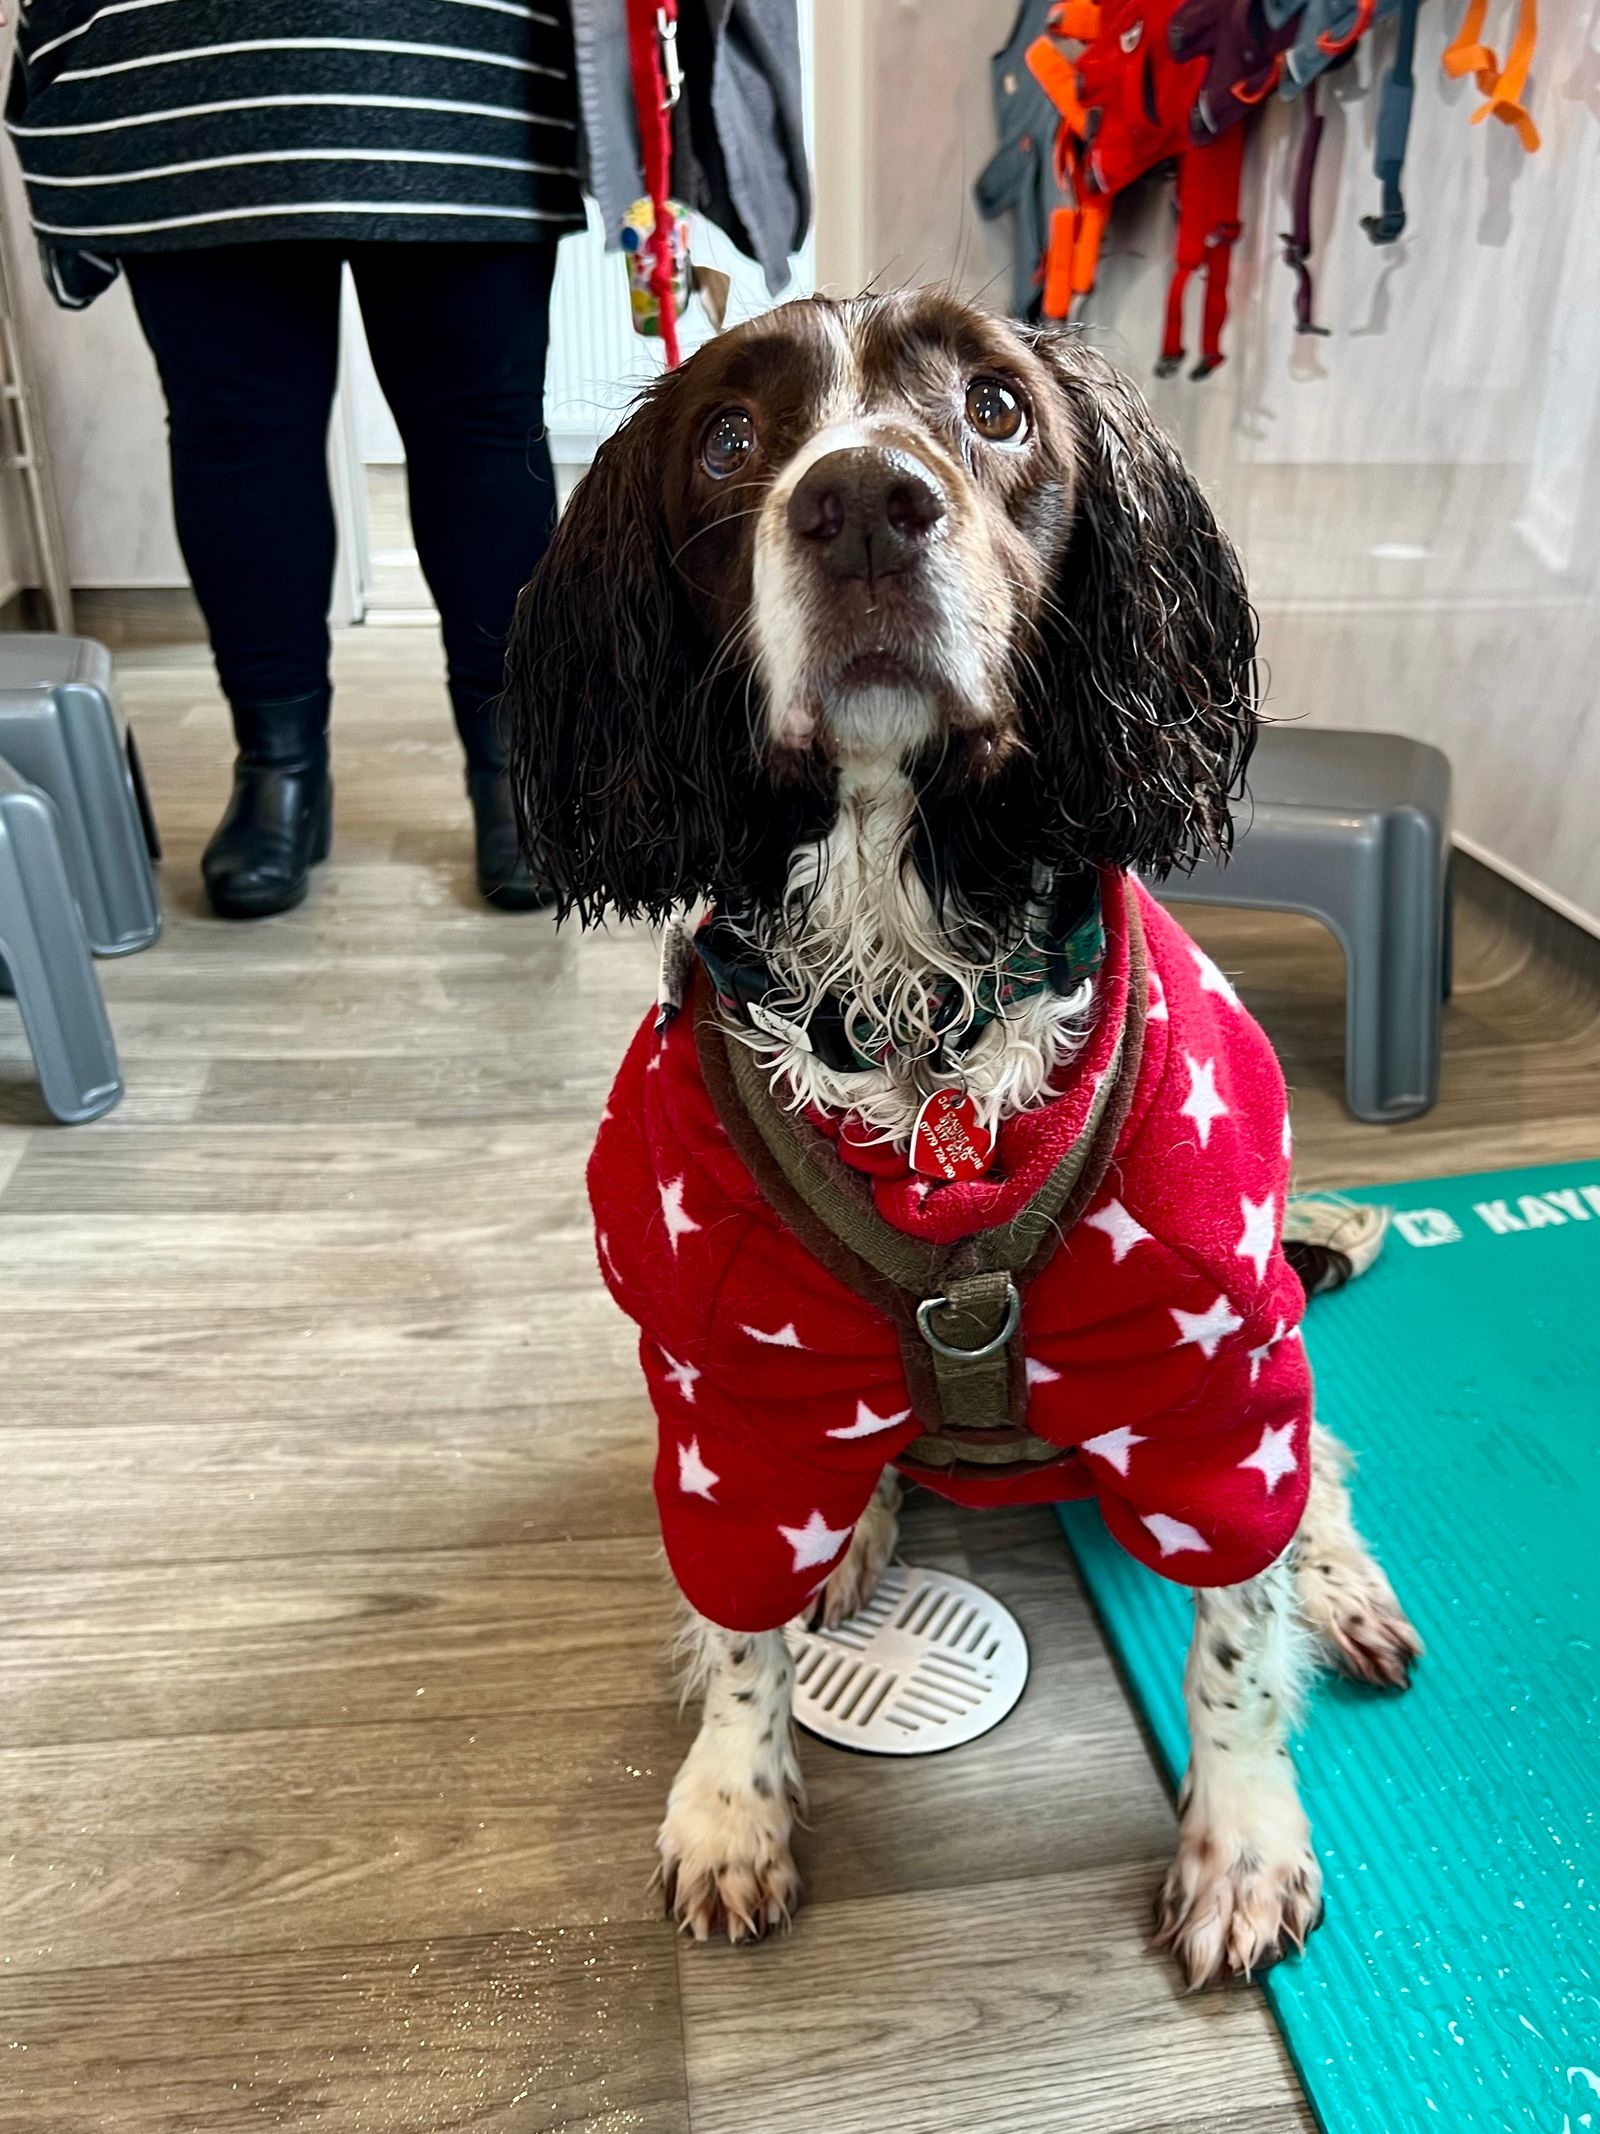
[327,267,371,625]
[809,0,873,296]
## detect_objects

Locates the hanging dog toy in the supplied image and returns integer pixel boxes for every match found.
[620,191,692,346]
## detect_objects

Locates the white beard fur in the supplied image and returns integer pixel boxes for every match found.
[719,754,1096,1149]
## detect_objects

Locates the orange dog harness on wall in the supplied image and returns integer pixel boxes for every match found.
[1442,0,1541,152]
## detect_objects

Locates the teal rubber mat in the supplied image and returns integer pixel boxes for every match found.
[1058,1159,1600,2134]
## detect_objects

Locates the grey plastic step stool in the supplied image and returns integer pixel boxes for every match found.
[1160,727,1452,1125]
[0,633,160,955]
[0,758,123,1123]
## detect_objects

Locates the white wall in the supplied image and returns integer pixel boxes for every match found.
[869,0,1018,298]
[0,466,30,608]
[0,141,186,589]
[0,28,48,601]
[827,0,1600,934]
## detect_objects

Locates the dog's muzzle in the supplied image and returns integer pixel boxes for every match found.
[786,445,946,583]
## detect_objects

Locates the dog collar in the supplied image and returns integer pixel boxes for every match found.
[695,868,1105,1076]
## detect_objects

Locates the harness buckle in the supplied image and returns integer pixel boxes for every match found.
[656,7,683,109]
[917,1280,1022,1362]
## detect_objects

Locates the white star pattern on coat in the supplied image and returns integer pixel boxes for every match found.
[1239,1421,1299,1494]
[1179,1053,1229,1149]
[658,1175,699,1254]
[597,1231,621,1285]
[677,1438,718,1499]
[1236,1193,1276,1283]
[1142,1512,1211,1556]
[1147,971,1169,1022]
[741,1321,805,1348]
[1191,944,1241,1008]
[1080,1425,1145,1476]
[1172,1294,1244,1357]
[658,1347,699,1403]
[1025,1356,1061,1388]
[827,1398,912,1439]
[778,1509,853,1572]
[1282,1110,1293,1161]
[1084,1198,1153,1262]
[1247,1318,1287,1385]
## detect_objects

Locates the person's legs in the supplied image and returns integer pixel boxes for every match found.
[126,246,343,916]
[351,242,560,906]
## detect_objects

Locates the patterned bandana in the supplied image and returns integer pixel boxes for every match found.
[695,868,1107,1075]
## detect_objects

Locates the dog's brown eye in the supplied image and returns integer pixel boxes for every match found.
[701,407,756,478]
[965,377,1027,444]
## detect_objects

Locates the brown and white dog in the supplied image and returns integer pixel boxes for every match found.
[504,292,1420,1988]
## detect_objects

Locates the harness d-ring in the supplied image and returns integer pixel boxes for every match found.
[917,1280,1022,1362]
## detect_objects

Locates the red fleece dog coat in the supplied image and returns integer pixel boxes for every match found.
[590,876,1311,1631]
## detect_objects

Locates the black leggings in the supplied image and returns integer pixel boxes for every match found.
[126,241,559,772]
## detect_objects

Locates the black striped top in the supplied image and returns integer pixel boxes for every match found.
[7,0,586,304]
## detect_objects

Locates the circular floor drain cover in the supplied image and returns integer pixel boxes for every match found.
[787,1565,1028,1754]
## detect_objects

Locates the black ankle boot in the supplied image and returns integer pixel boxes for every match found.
[467,768,553,912]
[202,691,332,919]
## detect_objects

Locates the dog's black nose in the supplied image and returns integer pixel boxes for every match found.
[786,447,946,580]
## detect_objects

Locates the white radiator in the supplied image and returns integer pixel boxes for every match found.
[546,196,813,466]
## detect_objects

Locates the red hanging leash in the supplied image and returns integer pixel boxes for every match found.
[626,0,683,368]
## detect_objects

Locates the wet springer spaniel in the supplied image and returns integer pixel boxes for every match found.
[504,293,1420,1988]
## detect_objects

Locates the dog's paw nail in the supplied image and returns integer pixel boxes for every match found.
[1157,1815,1323,1990]
[658,1774,801,1952]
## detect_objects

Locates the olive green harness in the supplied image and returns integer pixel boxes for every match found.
[694,881,1149,1484]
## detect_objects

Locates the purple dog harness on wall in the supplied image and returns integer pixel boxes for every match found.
[1169,0,1299,137]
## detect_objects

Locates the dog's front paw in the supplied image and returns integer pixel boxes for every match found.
[1298,1550,1422,1690]
[810,1480,899,1629]
[1152,1778,1323,1989]
[658,1758,801,1945]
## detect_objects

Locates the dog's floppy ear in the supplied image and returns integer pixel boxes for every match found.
[502,380,760,924]
[1022,332,1258,876]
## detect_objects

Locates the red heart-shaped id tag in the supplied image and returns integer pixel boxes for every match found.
[911,1087,995,1181]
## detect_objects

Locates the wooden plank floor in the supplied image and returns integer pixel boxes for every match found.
[2,627,1597,2133]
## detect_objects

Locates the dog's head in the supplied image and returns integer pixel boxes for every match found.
[505,291,1257,923]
